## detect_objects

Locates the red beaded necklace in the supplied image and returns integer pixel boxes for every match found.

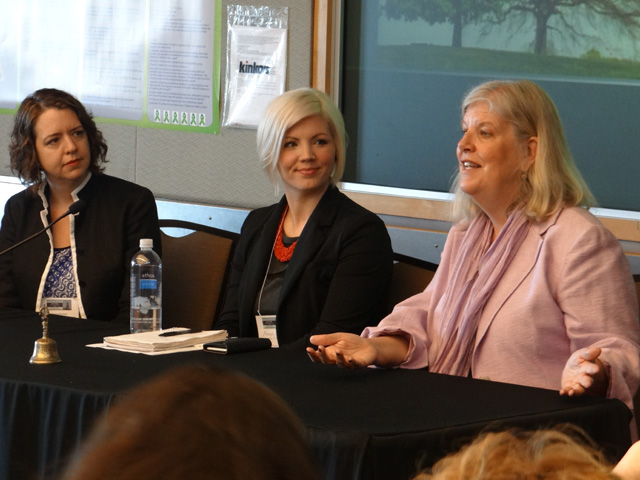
[274,208,298,262]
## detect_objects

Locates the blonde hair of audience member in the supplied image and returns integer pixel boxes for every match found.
[59,365,322,480]
[451,79,596,223]
[414,428,619,480]
[256,87,347,192]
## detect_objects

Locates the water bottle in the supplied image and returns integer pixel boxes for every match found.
[130,238,162,333]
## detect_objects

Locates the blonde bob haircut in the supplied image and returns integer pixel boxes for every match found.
[414,428,619,480]
[257,88,346,192]
[452,79,595,223]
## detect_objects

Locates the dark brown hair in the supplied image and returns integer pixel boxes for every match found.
[59,365,322,480]
[9,88,107,187]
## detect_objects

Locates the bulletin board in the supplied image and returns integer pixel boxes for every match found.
[0,0,222,134]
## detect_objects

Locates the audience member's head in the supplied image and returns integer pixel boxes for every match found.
[414,427,619,480]
[257,87,346,190]
[58,364,322,480]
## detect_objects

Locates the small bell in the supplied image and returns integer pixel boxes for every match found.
[29,306,62,365]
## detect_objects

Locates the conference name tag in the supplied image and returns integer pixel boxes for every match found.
[255,314,278,348]
[44,297,80,318]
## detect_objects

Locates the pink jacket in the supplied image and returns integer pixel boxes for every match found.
[365,207,640,409]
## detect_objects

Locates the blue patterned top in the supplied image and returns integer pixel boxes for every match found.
[43,247,77,298]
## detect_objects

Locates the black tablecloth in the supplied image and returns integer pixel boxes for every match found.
[0,308,632,480]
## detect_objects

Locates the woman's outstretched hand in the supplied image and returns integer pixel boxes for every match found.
[307,333,410,369]
[306,333,377,368]
[560,347,608,398]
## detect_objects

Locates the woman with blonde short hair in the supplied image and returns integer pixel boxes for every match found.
[257,87,347,191]
[216,88,393,347]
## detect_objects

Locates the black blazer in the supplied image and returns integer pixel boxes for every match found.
[215,185,393,346]
[0,174,161,323]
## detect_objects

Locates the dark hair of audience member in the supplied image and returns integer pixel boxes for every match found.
[414,426,619,480]
[58,365,322,480]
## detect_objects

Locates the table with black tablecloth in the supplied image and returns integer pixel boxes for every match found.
[0,308,632,480]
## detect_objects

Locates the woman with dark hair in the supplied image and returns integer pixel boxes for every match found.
[0,88,160,322]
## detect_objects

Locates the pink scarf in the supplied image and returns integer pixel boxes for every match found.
[430,208,531,376]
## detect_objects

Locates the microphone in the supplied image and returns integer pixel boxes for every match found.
[0,199,86,257]
[65,200,86,216]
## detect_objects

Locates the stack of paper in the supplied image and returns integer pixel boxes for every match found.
[103,328,227,353]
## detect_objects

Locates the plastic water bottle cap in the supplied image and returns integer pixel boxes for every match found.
[139,238,154,249]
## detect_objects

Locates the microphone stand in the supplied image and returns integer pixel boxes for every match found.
[0,198,86,364]
[0,199,86,257]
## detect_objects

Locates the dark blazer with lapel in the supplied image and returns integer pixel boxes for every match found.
[215,185,393,346]
[0,173,161,323]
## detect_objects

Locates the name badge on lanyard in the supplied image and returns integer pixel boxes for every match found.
[255,314,278,348]
[44,297,80,318]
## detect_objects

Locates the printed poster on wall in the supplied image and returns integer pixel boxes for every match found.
[0,0,221,134]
